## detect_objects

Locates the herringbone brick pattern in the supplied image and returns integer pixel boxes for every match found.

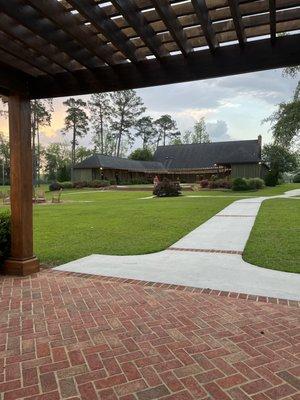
[0,270,299,399]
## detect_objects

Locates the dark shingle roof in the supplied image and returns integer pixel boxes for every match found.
[153,140,261,170]
[75,139,261,172]
[74,154,167,172]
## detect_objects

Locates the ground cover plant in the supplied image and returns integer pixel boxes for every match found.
[244,198,300,273]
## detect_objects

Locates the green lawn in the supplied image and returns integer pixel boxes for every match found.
[1,183,299,268]
[244,198,300,273]
[185,183,300,197]
[32,191,234,265]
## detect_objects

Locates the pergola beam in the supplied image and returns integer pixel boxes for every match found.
[67,0,140,63]
[0,31,60,76]
[0,13,78,73]
[0,62,31,95]
[26,0,124,66]
[270,0,277,44]
[0,0,103,70]
[191,0,219,51]
[228,0,247,47]
[111,0,170,61]
[28,35,300,99]
[152,0,193,57]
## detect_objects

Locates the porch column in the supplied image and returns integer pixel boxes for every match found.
[4,94,39,276]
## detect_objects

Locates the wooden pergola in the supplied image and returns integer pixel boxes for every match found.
[0,0,299,275]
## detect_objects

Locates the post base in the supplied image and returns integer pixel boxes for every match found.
[3,257,39,276]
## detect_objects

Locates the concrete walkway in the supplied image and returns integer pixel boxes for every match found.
[54,189,300,300]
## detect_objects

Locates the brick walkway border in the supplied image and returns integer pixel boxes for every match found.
[42,268,300,308]
[215,215,256,218]
[168,247,243,255]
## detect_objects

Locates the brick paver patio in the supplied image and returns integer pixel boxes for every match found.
[0,270,299,400]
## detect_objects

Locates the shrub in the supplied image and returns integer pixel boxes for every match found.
[109,179,117,185]
[264,171,278,187]
[207,179,232,190]
[247,177,265,190]
[88,180,110,188]
[153,178,181,197]
[0,210,10,264]
[293,172,300,183]
[232,177,249,191]
[200,179,209,188]
[218,179,232,189]
[49,182,62,191]
[73,181,88,189]
[208,180,219,189]
[59,181,74,189]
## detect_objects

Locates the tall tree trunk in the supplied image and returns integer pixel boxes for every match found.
[116,113,124,157]
[32,112,37,187]
[71,124,76,182]
[100,110,104,154]
[37,123,40,187]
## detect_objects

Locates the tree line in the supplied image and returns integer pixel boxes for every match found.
[262,66,300,182]
[0,91,210,184]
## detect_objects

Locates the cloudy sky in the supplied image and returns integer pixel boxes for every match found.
[0,67,298,151]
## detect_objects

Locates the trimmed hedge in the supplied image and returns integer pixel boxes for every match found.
[0,210,10,264]
[232,177,249,191]
[247,177,265,190]
[59,181,74,189]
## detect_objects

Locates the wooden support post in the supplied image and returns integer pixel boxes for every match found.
[3,94,39,276]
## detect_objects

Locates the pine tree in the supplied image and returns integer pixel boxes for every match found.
[134,116,156,149]
[154,115,179,147]
[62,98,89,181]
[88,93,112,154]
[109,90,145,157]
[31,99,54,186]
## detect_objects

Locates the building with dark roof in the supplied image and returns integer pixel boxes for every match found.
[74,136,268,183]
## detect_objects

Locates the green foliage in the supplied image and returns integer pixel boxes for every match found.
[59,181,73,189]
[88,93,113,154]
[44,143,71,182]
[181,118,210,144]
[247,178,265,190]
[134,116,156,149]
[264,171,278,187]
[232,177,249,191]
[31,99,54,186]
[129,148,153,161]
[0,133,10,185]
[49,182,62,191]
[153,179,181,197]
[154,115,180,147]
[63,98,89,180]
[110,90,145,157]
[88,180,110,188]
[57,164,71,182]
[293,172,300,183]
[0,210,10,263]
[262,144,298,176]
